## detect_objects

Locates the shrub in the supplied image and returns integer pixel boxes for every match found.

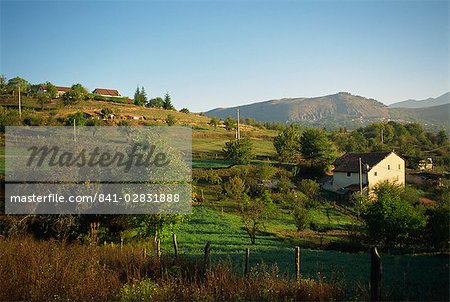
[223,137,254,165]
[293,205,310,231]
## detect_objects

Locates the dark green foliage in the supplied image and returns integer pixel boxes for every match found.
[300,128,337,170]
[134,86,147,106]
[7,76,30,94]
[223,137,254,164]
[209,117,219,128]
[62,84,88,106]
[273,125,301,163]
[162,92,175,110]
[223,116,236,131]
[179,108,190,114]
[362,182,427,248]
[425,205,450,251]
[297,179,320,200]
[36,92,50,109]
[165,114,176,126]
[45,82,58,99]
[293,204,310,231]
[66,112,86,126]
[241,191,274,244]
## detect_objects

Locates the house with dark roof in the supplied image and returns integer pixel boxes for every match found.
[327,151,405,197]
[92,88,121,97]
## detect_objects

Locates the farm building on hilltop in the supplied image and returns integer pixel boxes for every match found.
[37,85,71,98]
[92,88,121,97]
[323,151,405,199]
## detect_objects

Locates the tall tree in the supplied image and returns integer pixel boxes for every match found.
[163,92,175,110]
[62,83,88,106]
[223,137,254,164]
[7,76,30,95]
[45,82,58,99]
[300,128,337,170]
[134,86,147,106]
[273,125,301,163]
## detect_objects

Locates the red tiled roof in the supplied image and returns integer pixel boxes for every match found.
[40,85,71,92]
[92,88,120,96]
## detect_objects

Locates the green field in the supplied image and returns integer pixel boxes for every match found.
[161,206,448,301]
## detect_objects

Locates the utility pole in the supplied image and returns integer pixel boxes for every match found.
[236,108,240,139]
[73,119,76,142]
[359,157,363,194]
[18,85,22,118]
[381,129,384,145]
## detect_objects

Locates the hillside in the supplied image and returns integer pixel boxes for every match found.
[390,103,450,127]
[207,92,389,127]
[389,92,450,108]
[206,92,449,129]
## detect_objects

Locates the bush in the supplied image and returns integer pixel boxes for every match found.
[293,205,310,231]
[166,114,176,126]
[297,179,320,200]
[223,137,254,165]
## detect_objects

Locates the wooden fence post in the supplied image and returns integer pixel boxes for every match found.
[172,233,179,258]
[244,248,250,276]
[120,237,124,250]
[295,246,301,281]
[204,241,211,276]
[142,247,147,259]
[370,246,382,302]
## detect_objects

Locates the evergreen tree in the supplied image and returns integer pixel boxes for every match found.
[163,92,175,110]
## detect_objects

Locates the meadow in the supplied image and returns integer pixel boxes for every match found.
[1,96,449,301]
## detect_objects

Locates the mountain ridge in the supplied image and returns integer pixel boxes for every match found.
[206,92,448,129]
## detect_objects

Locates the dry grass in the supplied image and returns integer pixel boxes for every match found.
[0,237,343,301]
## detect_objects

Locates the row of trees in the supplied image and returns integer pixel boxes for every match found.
[134,86,176,110]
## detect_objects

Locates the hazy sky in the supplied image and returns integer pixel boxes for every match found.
[1,0,449,112]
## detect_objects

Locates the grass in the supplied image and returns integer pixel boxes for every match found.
[162,206,449,301]
[0,236,342,302]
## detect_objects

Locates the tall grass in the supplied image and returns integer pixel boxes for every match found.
[0,237,343,301]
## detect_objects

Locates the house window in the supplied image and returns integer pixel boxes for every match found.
[388,165,390,170]
[347,172,351,177]
[398,164,401,170]
[374,171,377,176]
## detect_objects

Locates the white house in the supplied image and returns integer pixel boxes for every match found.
[328,151,405,198]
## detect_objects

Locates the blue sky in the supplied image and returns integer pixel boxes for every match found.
[1,0,449,112]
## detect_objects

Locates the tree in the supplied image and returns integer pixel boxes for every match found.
[165,114,176,126]
[37,92,50,109]
[62,83,88,106]
[101,108,113,116]
[163,92,175,110]
[436,130,448,146]
[0,75,7,94]
[66,112,86,126]
[148,97,164,108]
[45,82,58,99]
[300,128,337,170]
[293,204,310,231]
[361,182,426,248]
[224,176,247,211]
[7,76,30,95]
[209,117,219,128]
[179,108,190,114]
[241,191,274,244]
[273,125,301,163]
[297,179,320,200]
[425,205,450,251]
[223,116,236,131]
[134,86,147,106]
[223,137,254,164]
